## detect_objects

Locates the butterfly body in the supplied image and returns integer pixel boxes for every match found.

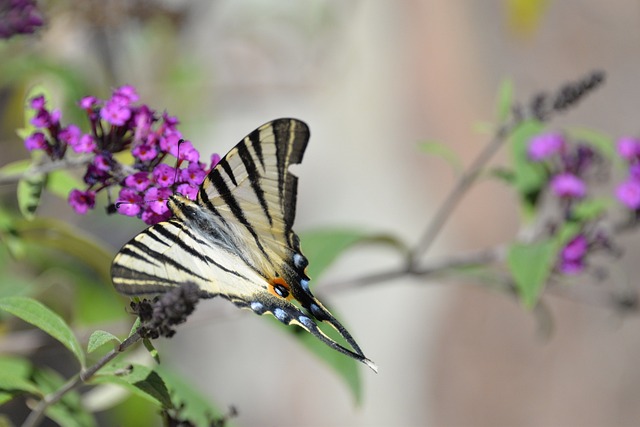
[112,118,376,371]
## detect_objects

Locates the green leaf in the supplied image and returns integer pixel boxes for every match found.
[87,330,120,353]
[154,365,225,426]
[300,228,407,280]
[32,366,96,427]
[47,170,84,199]
[507,240,557,308]
[17,170,46,219]
[0,159,31,177]
[92,363,173,409]
[143,338,161,363]
[496,78,514,121]
[418,141,463,175]
[509,119,547,217]
[14,217,113,284]
[0,296,85,367]
[572,198,611,221]
[0,357,42,402]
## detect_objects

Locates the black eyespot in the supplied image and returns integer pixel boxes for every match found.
[273,283,289,298]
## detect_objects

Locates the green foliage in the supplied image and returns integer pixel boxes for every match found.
[496,78,514,121]
[154,366,226,426]
[32,367,96,427]
[418,140,463,175]
[509,119,547,217]
[92,363,173,409]
[0,296,85,367]
[301,227,407,280]
[507,240,558,308]
[0,357,42,403]
[87,330,121,353]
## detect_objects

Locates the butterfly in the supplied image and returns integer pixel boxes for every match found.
[111,118,376,372]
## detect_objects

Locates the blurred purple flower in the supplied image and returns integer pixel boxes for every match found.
[550,173,586,199]
[527,133,565,161]
[68,189,96,215]
[557,235,589,275]
[24,132,46,151]
[617,136,640,161]
[615,179,640,210]
[0,0,44,39]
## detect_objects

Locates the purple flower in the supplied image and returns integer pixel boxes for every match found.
[152,164,176,187]
[557,235,589,275]
[181,162,206,186]
[176,183,198,200]
[116,188,143,217]
[550,173,586,199]
[30,108,51,128]
[78,96,97,110]
[68,189,96,215]
[100,100,131,126]
[615,179,640,210]
[561,235,589,261]
[132,143,158,162]
[93,154,112,172]
[630,163,640,181]
[113,85,139,104]
[210,153,221,169]
[159,134,180,156]
[71,134,96,153]
[559,259,585,275]
[144,186,172,216]
[617,136,640,161]
[30,95,45,110]
[124,172,151,192]
[0,0,44,39]
[59,124,81,146]
[24,132,47,151]
[176,140,200,163]
[527,133,565,161]
[141,207,172,225]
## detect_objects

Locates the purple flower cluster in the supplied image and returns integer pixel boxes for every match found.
[614,137,640,210]
[0,0,43,39]
[527,133,593,200]
[24,86,219,225]
[527,133,604,276]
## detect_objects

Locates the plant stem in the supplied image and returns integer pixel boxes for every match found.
[408,116,520,267]
[21,330,141,427]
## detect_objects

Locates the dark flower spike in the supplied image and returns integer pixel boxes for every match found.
[530,70,606,121]
[131,282,200,339]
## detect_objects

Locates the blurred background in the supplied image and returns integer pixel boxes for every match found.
[3,1,640,426]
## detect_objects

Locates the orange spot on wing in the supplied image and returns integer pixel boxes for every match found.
[268,277,293,300]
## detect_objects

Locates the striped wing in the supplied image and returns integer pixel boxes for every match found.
[111,118,377,371]
[197,118,310,283]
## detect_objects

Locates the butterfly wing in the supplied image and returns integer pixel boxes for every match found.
[111,118,376,371]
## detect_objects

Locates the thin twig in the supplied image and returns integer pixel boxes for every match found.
[0,156,93,186]
[323,246,504,292]
[409,118,520,267]
[21,330,141,427]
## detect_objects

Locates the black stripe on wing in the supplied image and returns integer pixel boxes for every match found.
[208,167,272,261]
[271,119,309,249]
